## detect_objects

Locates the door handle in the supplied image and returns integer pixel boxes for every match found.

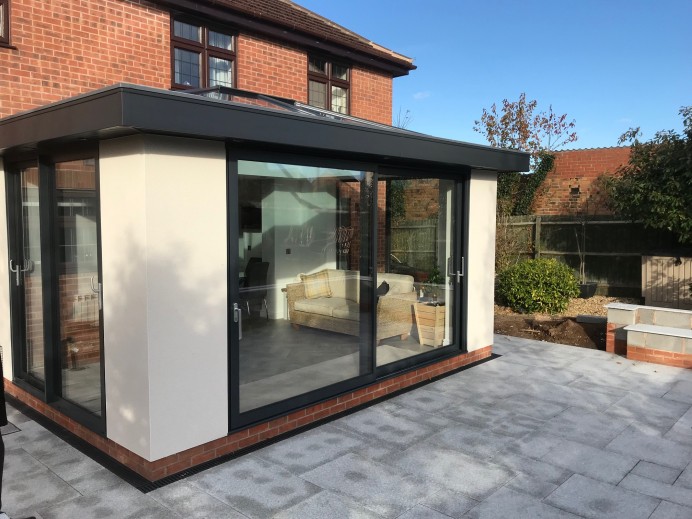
[233,303,243,340]
[90,276,103,310]
[9,260,20,286]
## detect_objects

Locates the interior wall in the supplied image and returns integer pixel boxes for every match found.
[466,170,498,351]
[100,135,228,461]
[0,162,12,379]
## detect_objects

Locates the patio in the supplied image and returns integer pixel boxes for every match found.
[3,334,692,518]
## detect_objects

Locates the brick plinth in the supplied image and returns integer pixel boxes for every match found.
[605,323,628,355]
[4,346,491,482]
[627,346,692,369]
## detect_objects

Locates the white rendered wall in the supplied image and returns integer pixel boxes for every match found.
[466,170,498,351]
[0,163,12,380]
[100,135,228,461]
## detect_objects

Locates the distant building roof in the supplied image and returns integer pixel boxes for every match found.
[155,0,416,76]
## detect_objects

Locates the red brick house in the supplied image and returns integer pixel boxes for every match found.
[0,0,528,483]
[532,147,631,216]
[0,0,415,122]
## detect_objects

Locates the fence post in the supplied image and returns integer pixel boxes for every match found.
[534,216,542,259]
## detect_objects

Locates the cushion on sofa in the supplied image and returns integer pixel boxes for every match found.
[326,269,360,301]
[301,271,332,299]
[378,273,414,294]
[295,297,349,317]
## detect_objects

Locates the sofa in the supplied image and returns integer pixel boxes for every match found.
[285,269,416,342]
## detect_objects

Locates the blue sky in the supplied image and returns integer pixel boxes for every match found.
[295,0,691,149]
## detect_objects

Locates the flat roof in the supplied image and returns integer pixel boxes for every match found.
[0,84,529,173]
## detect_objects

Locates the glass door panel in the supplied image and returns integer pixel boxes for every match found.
[234,160,373,414]
[376,176,457,366]
[18,166,46,382]
[55,159,103,416]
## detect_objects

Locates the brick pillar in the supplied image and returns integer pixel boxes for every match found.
[605,303,639,355]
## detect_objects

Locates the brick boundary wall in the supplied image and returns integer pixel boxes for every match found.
[5,345,491,481]
[532,147,631,216]
[627,346,692,369]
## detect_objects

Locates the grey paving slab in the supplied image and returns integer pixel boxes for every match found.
[395,504,454,519]
[631,461,682,485]
[521,379,626,412]
[619,473,692,507]
[604,392,691,430]
[30,441,105,482]
[66,467,137,495]
[606,425,692,469]
[542,406,630,447]
[466,487,580,519]
[149,482,250,518]
[254,423,367,474]
[494,451,572,486]
[542,437,639,484]
[675,462,692,489]
[2,465,82,517]
[492,394,567,421]
[520,366,584,386]
[34,486,177,519]
[274,490,384,519]
[506,431,565,460]
[505,473,559,499]
[545,474,660,519]
[569,370,674,397]
[437,401,515,430]
[429,423,514,460]
[331,406,436,448]
[664,379,692,404]
[490,412,546,438]
[664,423,692,447]
[377,400,456,430]
[3,447,53,480]
[301,453,437,519]
[188,456,320,519]
[386,443,514,500]
[650,500,692,519]
[421,488,479,518]
[387,386,464,414]
[0,422,20,435]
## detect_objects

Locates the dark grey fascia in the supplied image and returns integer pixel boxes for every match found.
[0,84,530,173]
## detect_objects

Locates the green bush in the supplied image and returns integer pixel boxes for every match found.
[496,258,579,314]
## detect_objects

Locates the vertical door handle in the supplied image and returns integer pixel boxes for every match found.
[9,260,20,286]
[233,303,243,340]
[90,276,103,310]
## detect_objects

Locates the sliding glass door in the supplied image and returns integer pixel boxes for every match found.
[7,154,105,430]
[229,155,375,425]
[228,152,466,429]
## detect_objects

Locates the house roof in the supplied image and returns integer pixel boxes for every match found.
[0,84,529,173]
[154,0,416,76]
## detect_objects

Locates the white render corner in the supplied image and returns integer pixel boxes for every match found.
[99,135,229,461]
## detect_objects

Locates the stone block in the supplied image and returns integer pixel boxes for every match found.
[654,310,692,329]
[607,307,638,325]
[646,333,683,353]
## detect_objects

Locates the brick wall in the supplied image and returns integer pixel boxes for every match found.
[532,147,631,216]
[1,1,394,124]
[351,66,392,124]
[0,0,170,118]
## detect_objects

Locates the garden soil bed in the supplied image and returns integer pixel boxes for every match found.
[493,296,640,350]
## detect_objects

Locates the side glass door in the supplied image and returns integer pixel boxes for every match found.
[229,157,374,426]
[54,159,104,417]
[376,174,461,368]
[8,165,46,386]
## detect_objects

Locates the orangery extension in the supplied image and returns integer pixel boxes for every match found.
[0,0,529,484]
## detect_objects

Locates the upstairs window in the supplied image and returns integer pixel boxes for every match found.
[171,16,236,89]
[0,0,9,45]
[308,56,350,114]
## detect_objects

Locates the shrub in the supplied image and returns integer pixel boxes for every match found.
[496,258,579,314]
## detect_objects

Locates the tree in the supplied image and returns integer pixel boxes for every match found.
[473,93,578,171]
[602,106,692,244]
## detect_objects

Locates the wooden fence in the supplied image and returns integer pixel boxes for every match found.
[390,218,437,273]
[502,216,685,297]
